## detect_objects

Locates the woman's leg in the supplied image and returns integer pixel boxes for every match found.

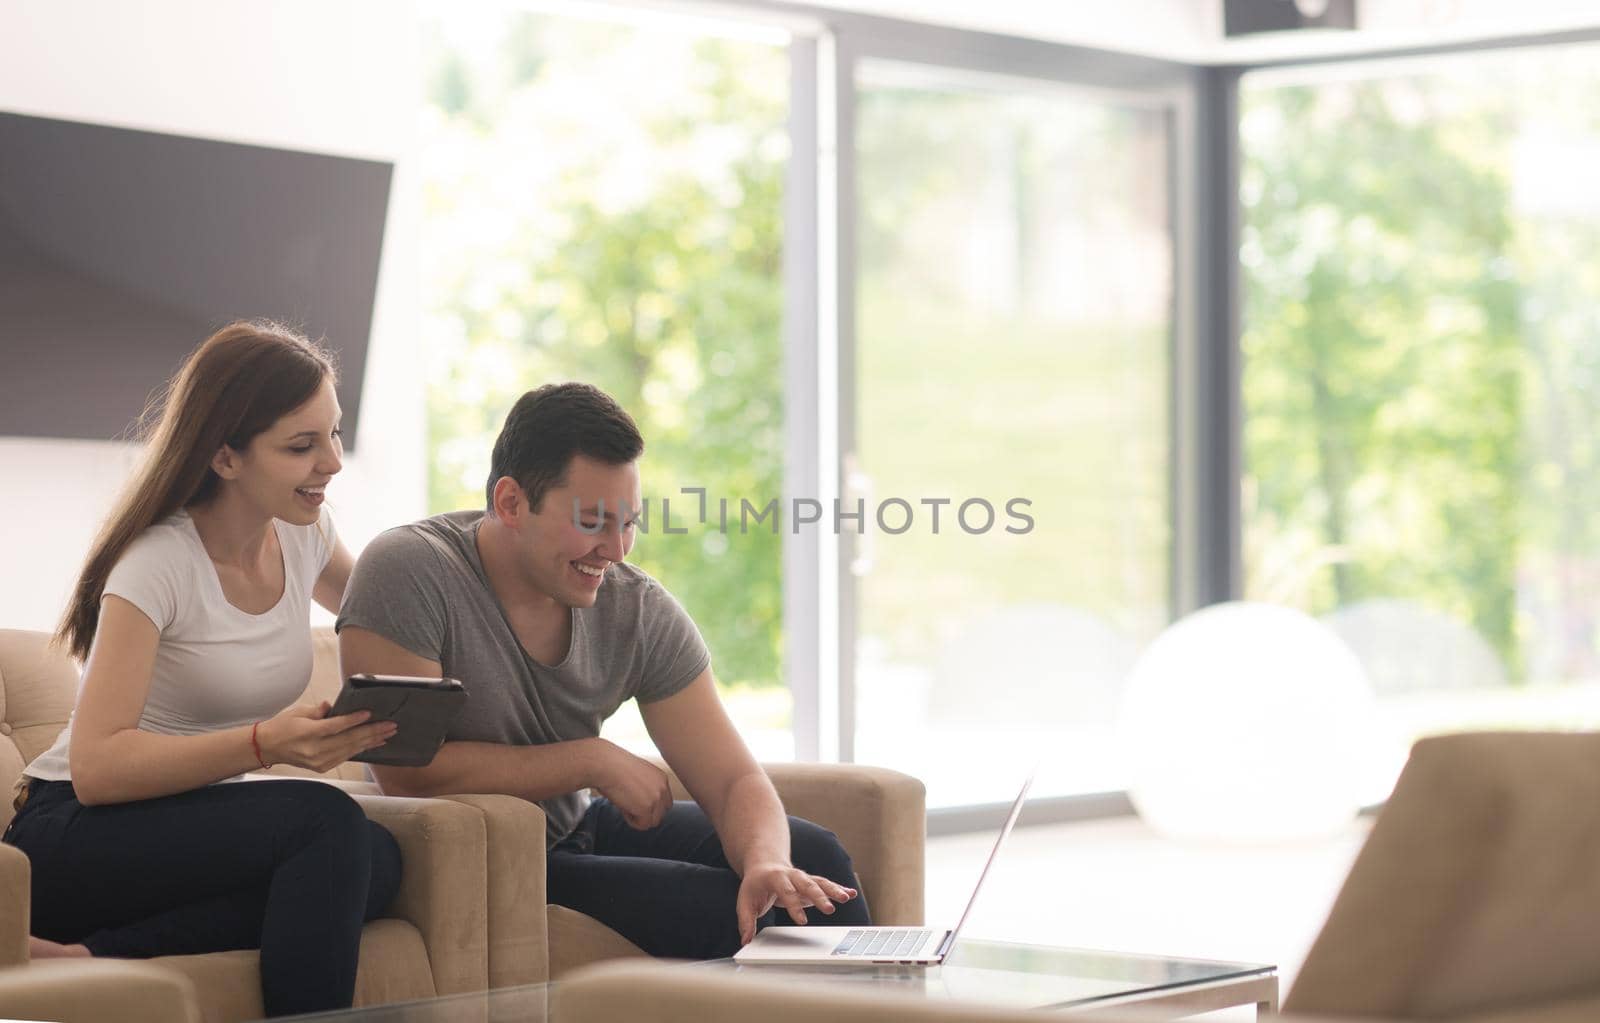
[82,820,400,955]
[7,780,398,1017]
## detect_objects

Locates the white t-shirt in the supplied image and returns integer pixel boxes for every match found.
[25,507,337,783]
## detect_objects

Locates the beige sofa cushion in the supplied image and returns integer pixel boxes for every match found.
[0,958,202,1023]
[548,905,649,978]
[156,918,434,1023]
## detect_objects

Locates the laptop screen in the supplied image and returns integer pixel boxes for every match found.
[947,774,1034,947]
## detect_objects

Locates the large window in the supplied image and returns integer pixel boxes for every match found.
[1241,44,1600,794]
[851,63,1176,807]
[419,3,792,757]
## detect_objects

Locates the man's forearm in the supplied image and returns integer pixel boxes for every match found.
[373,736,609,801]
[715,770,792,876]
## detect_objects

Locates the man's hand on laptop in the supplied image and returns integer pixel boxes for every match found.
[736,863,858,946]
[590,739,673,830]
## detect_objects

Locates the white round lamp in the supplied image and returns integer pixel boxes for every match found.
[1117,602,1376,841]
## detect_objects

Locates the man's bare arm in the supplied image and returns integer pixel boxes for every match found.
[644,672,856,942]
[339,624,616,800]
[641,671,780,867]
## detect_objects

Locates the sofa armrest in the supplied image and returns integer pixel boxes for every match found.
[0,959,201,1023]
[763,763,925,926]
[661,761,926,926]
[0,842,29,968]
[311,775,547,984]
[352,794,488,996]
[439,794,549,987]
[247,772,381,797]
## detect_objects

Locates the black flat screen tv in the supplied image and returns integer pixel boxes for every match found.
[0,110,392,447]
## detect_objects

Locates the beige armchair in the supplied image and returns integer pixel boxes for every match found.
[0,628,530,1023]
[1285,731,1600,1021]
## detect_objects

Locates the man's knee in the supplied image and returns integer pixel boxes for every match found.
[787,816,871,924]
[787,817,855,884]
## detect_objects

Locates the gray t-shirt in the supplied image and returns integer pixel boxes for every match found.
[336,510,710,845]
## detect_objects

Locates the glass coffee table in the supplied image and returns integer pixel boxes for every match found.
[283,939,1277,1021]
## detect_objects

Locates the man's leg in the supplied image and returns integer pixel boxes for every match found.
[547,846,745,958]
[785,815,872,926]
[548,799,870,959]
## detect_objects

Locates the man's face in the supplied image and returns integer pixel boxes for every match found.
[518,455,641,608]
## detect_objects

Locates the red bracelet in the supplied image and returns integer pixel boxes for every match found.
[250,721,272,770]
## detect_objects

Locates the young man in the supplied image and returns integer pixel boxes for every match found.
[336,383,869,959]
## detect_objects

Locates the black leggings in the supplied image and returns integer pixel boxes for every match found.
[3,777,401,1017]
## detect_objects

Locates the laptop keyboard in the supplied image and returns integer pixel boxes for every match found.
[831,929,934,958]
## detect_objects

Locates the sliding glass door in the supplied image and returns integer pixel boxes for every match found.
[847,59,1180,809]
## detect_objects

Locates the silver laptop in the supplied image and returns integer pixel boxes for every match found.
[734,775,1033,966]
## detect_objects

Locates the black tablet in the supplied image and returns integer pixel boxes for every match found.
[328,674,467,767]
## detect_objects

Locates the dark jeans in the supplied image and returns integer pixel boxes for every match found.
[2,777,401,1018]
[547,798,871,959]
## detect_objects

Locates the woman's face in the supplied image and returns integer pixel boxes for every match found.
[224,377,344,526]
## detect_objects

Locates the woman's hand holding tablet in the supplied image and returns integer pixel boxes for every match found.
[327,674,468,767]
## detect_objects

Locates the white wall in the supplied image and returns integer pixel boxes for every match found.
[0,0,425,631]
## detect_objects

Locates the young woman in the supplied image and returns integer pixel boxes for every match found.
[2,321,402,1017]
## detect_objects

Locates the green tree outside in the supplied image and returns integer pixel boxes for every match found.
[419,9,788,692]
[1243,53,1600,686]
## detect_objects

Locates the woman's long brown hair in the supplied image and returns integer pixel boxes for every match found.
[55,321,337,660]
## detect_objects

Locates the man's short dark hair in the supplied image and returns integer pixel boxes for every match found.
[486,383,644,513]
